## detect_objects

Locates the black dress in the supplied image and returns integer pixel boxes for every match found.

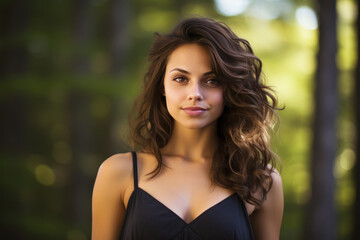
[119,152,254,240]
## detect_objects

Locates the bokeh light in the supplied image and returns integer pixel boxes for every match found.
[215,0,250,16]
[34,164,55,186]
[296,6,318,30]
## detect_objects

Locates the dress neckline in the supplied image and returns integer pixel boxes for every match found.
[128,187,238,225]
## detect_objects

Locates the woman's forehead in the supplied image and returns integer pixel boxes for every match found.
[166,44,212,73]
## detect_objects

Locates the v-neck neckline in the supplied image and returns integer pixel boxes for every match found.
[134,187,237,225]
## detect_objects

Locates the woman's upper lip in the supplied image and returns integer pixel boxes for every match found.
[182,106,207,110]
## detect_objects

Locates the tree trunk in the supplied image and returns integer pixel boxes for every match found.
[0,2,29,239]
[353,1,360,239]
[67,0,93,232]
[306,0,337,239]
[106,0,133,155]
[109,0,131,75]
[0,0,29,154]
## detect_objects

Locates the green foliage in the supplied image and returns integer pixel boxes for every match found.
[0,0,357,239]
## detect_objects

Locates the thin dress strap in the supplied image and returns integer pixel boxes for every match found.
[131,151,138,189]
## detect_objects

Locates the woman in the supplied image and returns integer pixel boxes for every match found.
[92,17,283,240]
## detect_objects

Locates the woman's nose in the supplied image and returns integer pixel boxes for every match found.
[187,83,203,101]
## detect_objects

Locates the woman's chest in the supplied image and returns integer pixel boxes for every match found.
[120,188,254,240]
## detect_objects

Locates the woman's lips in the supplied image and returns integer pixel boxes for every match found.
[182,107,207,116]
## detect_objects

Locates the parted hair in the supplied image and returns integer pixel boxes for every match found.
[129,17,281,207]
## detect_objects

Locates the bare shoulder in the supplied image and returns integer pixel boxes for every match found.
[250,167,284,240]
[259,167,283,212]
[265,168,283,211]
[92,152,134,240]
[94,152,134,201]
[269,167,282,194]
[97,152,133,178]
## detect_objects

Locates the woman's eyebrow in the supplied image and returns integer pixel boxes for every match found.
[170,68,214,76]
[203,71,215,76]
[170,68,189,74]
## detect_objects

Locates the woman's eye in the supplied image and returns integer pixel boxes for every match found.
[205,79,220,86]
[173,76,187,83]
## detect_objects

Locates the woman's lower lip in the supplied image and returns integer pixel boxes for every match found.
[183,109,206,116]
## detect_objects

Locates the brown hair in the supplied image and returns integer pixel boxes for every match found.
[129,17,281,207]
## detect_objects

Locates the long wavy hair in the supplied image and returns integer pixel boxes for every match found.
[129,17,281,207]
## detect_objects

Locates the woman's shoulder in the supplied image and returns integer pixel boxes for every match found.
[269,168,282,191]
[100,152,133,171]
[95,152,134,190]
[92,153,135,239]
[257,166,283,209]
[245,167,282,214]
[266,166,283,203]
[249,167,283,239]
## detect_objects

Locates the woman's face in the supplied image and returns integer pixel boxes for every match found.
[163,43,224,129]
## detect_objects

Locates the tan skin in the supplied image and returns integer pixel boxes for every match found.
[92,44,284,240]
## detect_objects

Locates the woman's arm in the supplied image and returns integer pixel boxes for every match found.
[91,153,132,240]
[250,170,284,240]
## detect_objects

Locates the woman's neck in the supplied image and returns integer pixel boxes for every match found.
[161,122,219,162]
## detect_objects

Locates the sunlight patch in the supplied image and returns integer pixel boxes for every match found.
[215,0,250,16]
[296,6,318,30]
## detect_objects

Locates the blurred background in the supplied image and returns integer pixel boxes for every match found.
[0,0,358,239]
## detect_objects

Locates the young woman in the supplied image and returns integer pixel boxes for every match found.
[92,17,283,240]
